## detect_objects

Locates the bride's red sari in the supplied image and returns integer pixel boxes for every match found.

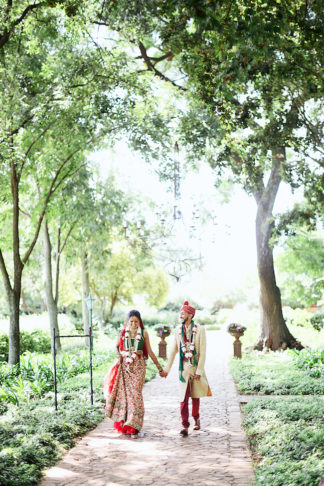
[103,322,148,435]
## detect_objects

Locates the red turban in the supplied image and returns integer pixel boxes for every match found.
[181,301,195,316]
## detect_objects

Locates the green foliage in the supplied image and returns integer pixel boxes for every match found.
[0,349,112,406]
[91,240,170,323]
[242,397,324,486]
[276,230,324,308]
[0,337,159,486]
[310,313,324,332]
[0,331,51,362]
[230,352,324,395]
[290,348,324,378]
[0,392,105,486]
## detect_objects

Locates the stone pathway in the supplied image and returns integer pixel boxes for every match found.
[40,330,255,486]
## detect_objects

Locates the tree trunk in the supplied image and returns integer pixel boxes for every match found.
[254,148,302,351]
[107,291,118,322]
[21,289,36,314]
[8,287,21,365]
[81,251,90,346]
[7,159,23,365]
[43,221,61,352]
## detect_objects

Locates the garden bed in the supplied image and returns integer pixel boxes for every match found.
[242,396,324,486]
[230,348,324,486]
[230,350,324,395]
[0,346,159,486]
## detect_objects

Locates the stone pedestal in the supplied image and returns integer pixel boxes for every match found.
[158,338,167,359]
[230,332,243,359]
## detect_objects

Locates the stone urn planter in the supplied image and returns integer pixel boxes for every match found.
[156,325,171,359]
[227,324,246,359]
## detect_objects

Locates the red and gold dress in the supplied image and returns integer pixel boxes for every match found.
[104,330,146,435]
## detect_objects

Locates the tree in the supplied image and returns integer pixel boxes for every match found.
[65,177,128,341]
[91,240,169,322]
[0,1,157,364]
[107,0,324,350]
[42,167,95,351]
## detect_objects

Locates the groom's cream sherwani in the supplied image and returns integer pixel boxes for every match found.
[164,323,211,401]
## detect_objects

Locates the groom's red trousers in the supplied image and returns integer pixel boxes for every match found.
[180,383,200,428]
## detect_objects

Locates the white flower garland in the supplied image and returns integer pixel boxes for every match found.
[179,323,197,360]
[121,326,142,364]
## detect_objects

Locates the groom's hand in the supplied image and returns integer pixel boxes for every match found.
[193,374,201,381]
[159,371,168,378]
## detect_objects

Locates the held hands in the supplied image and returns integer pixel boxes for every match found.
[193,374,201,381]
[159,370,168,378]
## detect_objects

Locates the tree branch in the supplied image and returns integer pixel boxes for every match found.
[138,41,186,92]
[0,2,46,50]
[0,247,12,295]
[60,222,76,255]
[22,149,83,266]
[24,122,54,161]
[261,147,284,215]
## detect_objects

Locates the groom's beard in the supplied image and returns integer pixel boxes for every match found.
[181,316,189,325]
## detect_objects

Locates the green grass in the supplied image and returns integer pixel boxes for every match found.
[230,351,324,395]
[242,397,324,486]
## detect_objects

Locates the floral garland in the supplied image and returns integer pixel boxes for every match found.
[121,326,142,364]
[179,321,197,360]
[178,321,197,382]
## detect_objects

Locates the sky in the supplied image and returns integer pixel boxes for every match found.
[90,141,301,307]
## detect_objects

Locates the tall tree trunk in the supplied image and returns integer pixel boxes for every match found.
[81,251,90,346]
[254,148,302,351]
[8,159,23,365]
[107,291,118,322]
[21,289,36,314]
[43,221,61,352]
[8,286,21,365]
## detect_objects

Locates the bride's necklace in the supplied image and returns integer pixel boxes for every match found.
[122,325,142,364]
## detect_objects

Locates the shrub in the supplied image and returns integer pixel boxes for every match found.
[310,312,324,331]
[290,348,324,378]
[0,331,51,362]
[0,334,9,361]
[0,349,113,407]
[20,331,51,355]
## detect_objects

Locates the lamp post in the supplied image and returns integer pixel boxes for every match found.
[86,293,95,404]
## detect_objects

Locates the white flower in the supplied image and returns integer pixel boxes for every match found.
[131,353,137,359]
[125,332,129,338]
[126,357,131,363]
[190,344,194,351]
[136,335,141,341]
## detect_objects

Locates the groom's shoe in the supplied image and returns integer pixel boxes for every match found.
[193,419,200,430]
[180,427,189,437]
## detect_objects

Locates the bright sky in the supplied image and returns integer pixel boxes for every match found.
[90,142,301,306]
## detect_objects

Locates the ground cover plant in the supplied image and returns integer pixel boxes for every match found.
[242,397,324,486]
[0,335,160,486]
[230,320,324,486]
[230,350,324,395]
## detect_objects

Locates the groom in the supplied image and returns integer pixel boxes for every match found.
[163,301,211,436]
